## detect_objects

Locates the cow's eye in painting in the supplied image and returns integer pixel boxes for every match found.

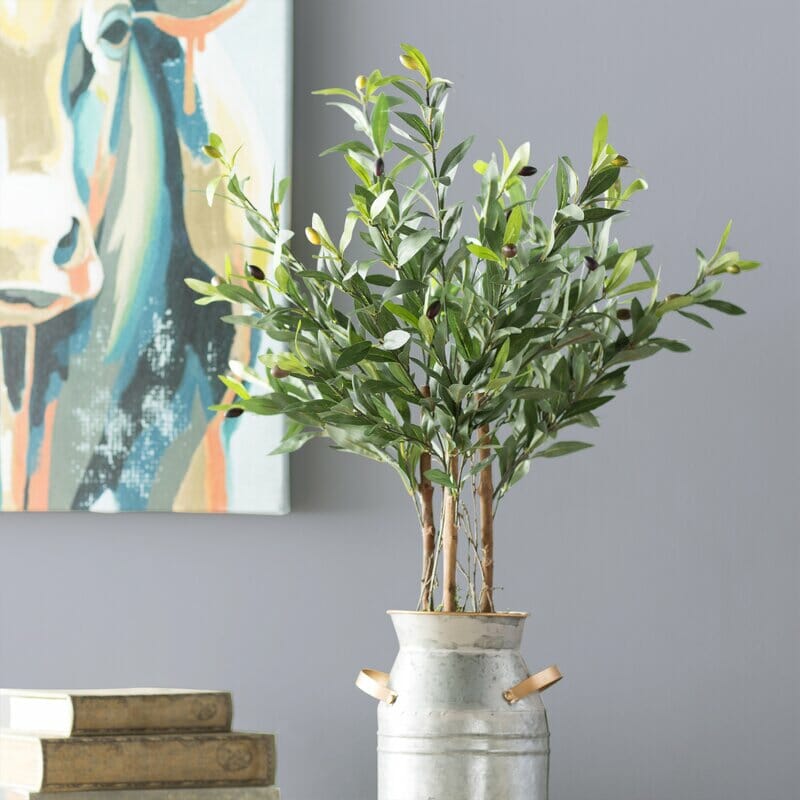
[97,6,132,59]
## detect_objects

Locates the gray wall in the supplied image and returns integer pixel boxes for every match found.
[1,1,798,798]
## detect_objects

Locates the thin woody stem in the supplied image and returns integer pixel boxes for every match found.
[442,453,459,612]
[478,420,495,613]
[418,385,436,612]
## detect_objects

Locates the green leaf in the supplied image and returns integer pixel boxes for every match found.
[337,341,372,369]
[558,203,584,221]
[382,329,411,350]
[396,111,431,143]
[400,43,432,83]
[631,312,658,344]
[424,468,456,490]
[650,337,691,352]
[699,299,746,315]
[608,343,662,363]
[397,229,435,266]
[371,94,389,153]
[677,310,713,329]
[440,136,474,176]
[447,383,470,403]
[206,175,221,207]
[467,243,501,263]
[581,207,624,223]
[512,387,563,401]
[370,189,393,218]
[328,102,369,133]
[710,219,733,264]
[218,374,250,400]
[606,249,637,292]
[344,153,372,185]
[384,301,419,327]
[383,279,424,301]
[504,206,523,245]
[620,178,648,201]
[656,294,695,317]
[320,139,375,158]
[592,114,608,168]
[606,279,657,299]
[581,166,620,201]
[564,396,613,417]
[536,441,594,458]
[270,431,319,455]
[185,277,215,296]
[490,338,510,381]
[312,87,360,101]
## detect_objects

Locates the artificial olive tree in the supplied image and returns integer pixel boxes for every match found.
[190,45,759,612]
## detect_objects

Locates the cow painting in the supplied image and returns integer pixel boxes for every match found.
[0,0,289,513]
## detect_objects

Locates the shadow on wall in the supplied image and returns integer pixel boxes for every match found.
[290,439,400,515]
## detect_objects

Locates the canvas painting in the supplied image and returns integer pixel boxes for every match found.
[0,0,291,513]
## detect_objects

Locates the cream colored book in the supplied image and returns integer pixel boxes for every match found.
[0,732,276,792]
[0,689,233,736]
[0,789,281,800]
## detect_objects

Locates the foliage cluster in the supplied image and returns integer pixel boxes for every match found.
[190,45,759,611]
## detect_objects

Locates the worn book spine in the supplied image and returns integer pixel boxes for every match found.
[0,789,281,800]
[0,733,276,792]
[70,692,234,735]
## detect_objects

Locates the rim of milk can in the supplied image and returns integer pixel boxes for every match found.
[387,609,529,617]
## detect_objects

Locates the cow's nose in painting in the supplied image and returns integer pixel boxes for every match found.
[53,218,80,267]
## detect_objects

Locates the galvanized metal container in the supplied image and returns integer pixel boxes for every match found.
[359,611,558,800]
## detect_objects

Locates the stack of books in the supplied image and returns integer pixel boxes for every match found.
[0,689,279,800]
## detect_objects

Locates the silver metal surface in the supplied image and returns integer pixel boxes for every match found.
[377,611,550,800]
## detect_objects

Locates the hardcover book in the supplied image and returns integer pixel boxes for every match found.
[0,789,280,800]
[0,732,276,792]
[0,690,233,736]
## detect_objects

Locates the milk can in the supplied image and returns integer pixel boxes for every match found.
[357,611,561,800]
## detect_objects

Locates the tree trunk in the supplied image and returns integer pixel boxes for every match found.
[477,423,495,613]
[442,454,459,612]
[418,386,436,612]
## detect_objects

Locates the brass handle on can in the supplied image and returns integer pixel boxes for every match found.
[356,669,398,705]
[503,664,562,704]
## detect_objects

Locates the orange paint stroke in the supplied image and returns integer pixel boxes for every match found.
[27,400,58,512]
[203,387,235,512]
[88,153,116,229]
[137,0,247,116]
[68,254,92,299]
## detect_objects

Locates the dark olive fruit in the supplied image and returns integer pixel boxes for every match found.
[247,264,265,281]
[374,157,385,177]
[616,308,632,321]
[501,243,518,259]
[226,407,244,418]
[726,264,741,274]
[426,300,442,319]
[666,293,683,301]
[611,155,629,167]
[518,165,538,177]
[271,365,290,378]
[584,256,600,272]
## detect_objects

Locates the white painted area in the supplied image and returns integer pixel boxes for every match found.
[204,0,292,515]
[89,488,119,513]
